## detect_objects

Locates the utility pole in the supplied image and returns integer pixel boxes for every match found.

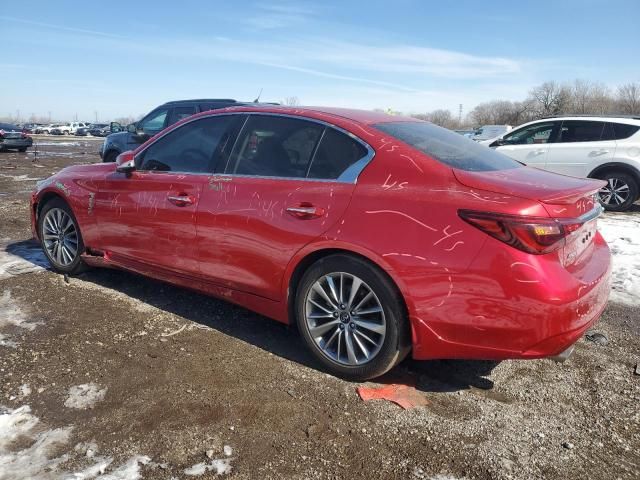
[458,104,463,125]
[48,111,51,122]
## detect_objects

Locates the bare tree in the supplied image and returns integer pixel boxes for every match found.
[617,82,640,114]
[281,96,300,106]
[528,81,572,117]
[570,80,613,115]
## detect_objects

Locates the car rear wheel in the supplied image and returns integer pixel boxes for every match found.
[597,171,638,212]
[296,254,409,380]
[38,198,86,274]
[18,147,27,152]
[63,130,70,135]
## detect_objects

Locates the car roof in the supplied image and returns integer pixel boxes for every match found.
[211,105,415,125]
[160,98,238,106]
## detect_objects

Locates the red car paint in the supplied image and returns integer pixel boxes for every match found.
[31,106,611,361]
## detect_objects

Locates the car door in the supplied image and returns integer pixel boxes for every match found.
[493,121,560,168]
[94,116,236,276]
[544,120,615,177]
[196,114,372,300]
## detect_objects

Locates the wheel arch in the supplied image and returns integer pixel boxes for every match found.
[102,147,121,162]
[284,244,413,338]
[588,162,640,184]
[34,190,82,240]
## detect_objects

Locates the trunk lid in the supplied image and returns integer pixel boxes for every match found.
[454,166,606,268]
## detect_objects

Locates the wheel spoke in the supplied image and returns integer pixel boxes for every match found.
[346,277,362,308]
[352,291,373,313]
[312,283,338,310]
[353,318,386,335]
[344,330,358,364]
[309,298,334,315]
[354,305,382,316]
[308,312,335,319]
[64,241,77,258]
[352,331,370,359]
[309,320,340,337]
[355,329,378,346]
[324,327,340,350]
[325,275,340,305]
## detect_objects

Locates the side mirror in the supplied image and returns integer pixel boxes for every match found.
[491,138,506,148]
[110,121,122,133]
[127,123,138,134]
[115,151,136,175]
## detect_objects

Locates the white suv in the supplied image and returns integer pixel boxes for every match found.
[485,116,640,211]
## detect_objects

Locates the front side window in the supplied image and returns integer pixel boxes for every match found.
[137,116,241,173]
[558,121,605,143]
[139,109,169,136]
[502,122,558,145]
[228,116,323,178]
[374,121,522,172]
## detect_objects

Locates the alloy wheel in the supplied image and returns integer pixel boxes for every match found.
[304,272,386,366]
[599,177,630,206]
[42,208,79,267]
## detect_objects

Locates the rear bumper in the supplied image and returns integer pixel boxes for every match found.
[1,137,33,149]
[411,232,612,360]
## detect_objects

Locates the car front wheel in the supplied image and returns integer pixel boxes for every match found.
[296,254,410,380]
[597,172,639,212]
[38,198,86,274]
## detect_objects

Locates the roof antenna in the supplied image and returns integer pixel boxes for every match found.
[252,88,263,103]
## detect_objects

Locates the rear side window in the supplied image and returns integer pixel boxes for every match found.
[228,115,324,178]
[374,121,522,172]
[502,122,558,145]
[169,106,197,125]
[603,122,640,140]
[559,121,605,143]
[307,128,368,180]
[137,115,242,173]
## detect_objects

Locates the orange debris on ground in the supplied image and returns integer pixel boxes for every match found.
[356,383,429,409]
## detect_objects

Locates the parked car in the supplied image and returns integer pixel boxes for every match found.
[50,124,71,135]
[471,125,512,142]
[31,106,611,380]
[0,122,33,152]
[35,124,56,134]
[484,116,640,211]
[88,123,110,137]
[100,98,242,163]
[454,129,476,138]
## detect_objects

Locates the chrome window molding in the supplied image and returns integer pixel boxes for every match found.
[134,111,376,184]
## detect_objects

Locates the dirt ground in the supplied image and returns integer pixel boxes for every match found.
[0,136,638,480]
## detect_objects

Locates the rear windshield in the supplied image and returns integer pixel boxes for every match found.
[373,121,522,172]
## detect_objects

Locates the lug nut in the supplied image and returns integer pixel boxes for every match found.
[333,311,339,318]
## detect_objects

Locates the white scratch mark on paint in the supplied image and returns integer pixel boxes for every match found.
[432,225,463,246]
[399,154,424,173]
[365,210,437,231]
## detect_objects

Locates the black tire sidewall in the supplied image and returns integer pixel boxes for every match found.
[599,172,639,212]
[104,150,119,163]
[38,198,85,274]
[295,254,409,381]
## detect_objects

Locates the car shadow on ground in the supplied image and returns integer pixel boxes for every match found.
[8,239,499,393]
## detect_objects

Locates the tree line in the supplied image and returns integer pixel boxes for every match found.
[413,80,640,129]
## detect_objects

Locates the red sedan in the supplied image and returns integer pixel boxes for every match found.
[30,106,612,380]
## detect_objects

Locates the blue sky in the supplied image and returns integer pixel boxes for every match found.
[1,0,638,121]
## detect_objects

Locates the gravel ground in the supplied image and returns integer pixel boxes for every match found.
[0,136,638,480]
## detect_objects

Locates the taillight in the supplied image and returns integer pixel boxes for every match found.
[0,129,4,138]
[459,210,584,255]
[21,130,29,138]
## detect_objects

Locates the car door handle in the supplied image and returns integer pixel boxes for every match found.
[286,205,326,219]
[167,194,195,206]
[533,149,546,155]
[591,149,609,156]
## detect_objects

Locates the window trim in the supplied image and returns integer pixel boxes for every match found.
[134,112,375,183]
[502,120,561,146]
[557,120,607,144]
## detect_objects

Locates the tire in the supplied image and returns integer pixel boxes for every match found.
[63,130,70,135]
[597,171,639,212]
[295,254,410,380]
[103,150,119,163]
[38,197,87,274]
[18,147,27,152]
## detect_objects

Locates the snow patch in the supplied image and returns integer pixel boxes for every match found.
[598,213,640,305]
[0,241,50,279]
[184,458,232,476]
[0,290,40,348]
[0,173,43,182]
[64,384,107,410]
[0,405,150,480]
